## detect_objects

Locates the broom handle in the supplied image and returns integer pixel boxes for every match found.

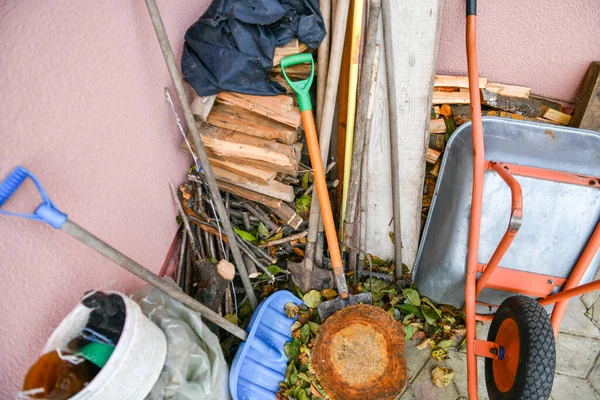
[61,220,249,341]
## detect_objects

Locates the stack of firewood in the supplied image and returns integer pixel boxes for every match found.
[185,41,311,231]
[422,75,574,229]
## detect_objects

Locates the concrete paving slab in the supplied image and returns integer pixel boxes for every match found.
[589,355,600,394]
[550,374,599,400]
[556,333,600,378]
[404,339,434,382]
[446,350,488,400]
[559,298,600,339]
[409,358,459,400]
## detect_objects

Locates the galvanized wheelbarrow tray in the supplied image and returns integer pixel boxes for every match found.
[414,117,600,311]
[413,1,600,398]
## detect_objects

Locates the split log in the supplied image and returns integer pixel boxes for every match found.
[451,104,472,125]
[268,202,303,230]
[486,83,530,98]
[273,39,308,66]
[269,74,294,94]
[426,148,441,164]
[429,118,446,133]
[186,124,298,172]
[429,133,445,152]
[541,107,571,125]
[207,103,298,145]
[439,104,452,117]
[215,92,301,128]
[570,62,600,132]
[481,89,545,117]
[217,260,236,281]
[213,167,295,202]
[207,156,276,184]
[430,158,441,177]
[432,91,470,104]
[484,110,539,123]
[434,75,487,89]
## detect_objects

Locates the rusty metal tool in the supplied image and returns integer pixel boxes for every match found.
[280,53,372,320]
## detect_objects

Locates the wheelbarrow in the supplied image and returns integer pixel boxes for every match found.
[413,1,600,398]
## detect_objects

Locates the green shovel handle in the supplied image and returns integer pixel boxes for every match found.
[280,53,315,112]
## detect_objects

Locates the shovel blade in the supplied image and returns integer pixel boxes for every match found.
[318,292,373,321]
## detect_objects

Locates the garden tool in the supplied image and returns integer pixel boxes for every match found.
[280,53,372,320]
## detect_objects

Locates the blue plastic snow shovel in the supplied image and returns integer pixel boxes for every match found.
[0,166,303,400]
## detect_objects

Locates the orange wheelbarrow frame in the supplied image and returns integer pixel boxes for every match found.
[464,1,600,398]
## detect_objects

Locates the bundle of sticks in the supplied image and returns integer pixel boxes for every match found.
[423,75,574,228]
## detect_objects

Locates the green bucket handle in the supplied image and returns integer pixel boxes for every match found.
[280,53,315,112]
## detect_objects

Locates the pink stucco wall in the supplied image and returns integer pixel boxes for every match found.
[0,0,210,396]
[437,1,600,103]
[1,0,599,396]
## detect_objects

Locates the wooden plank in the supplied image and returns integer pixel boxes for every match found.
[570,61,600,132]
[481,88,545,117]
[541,107,571,125]
[206,103,298,145]
[215,92,301,128]
[186,124,297,170]
[434,75,487,89]
[207,156,276,184]
[486,82,531,98]
[426,148,441,164]
[213,167,295,202]
[429,118,446,133]
[273,39,308,66]
[366,0,443,270]
[432,91,470,104]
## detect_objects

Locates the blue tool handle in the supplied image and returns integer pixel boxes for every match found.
[0,166,67,228]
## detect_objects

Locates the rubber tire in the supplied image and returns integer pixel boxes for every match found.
[485,295,555,400]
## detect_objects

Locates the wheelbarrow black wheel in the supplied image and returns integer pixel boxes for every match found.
[485,295,555,400]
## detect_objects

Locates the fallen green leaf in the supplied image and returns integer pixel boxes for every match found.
[436,339,453,351]
[284,338,301,361]
[397,303,420,315]
[268,265,282,275]
[404,324,415,341]
[422,305,440,325]
[286,361,298,385]
[257,221,269,238]
[297,372,312,383]
[303,290,322,308]
[422,297,442,318]
[300,323,311,344]
[403,288,421,306]
[234,228,258,243]
[308,321,320,335]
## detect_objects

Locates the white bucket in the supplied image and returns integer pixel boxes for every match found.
[42,291,167,400]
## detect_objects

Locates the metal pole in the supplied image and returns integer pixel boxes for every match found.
[144,0,257,308]
[61,220,248,341]
[381,0,403,280]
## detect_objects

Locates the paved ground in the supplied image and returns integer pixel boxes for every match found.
[398,297,600,399]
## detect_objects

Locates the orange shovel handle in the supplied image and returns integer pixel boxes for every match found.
[301,110,346,283]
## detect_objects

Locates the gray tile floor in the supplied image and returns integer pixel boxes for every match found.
[398,298,600,399]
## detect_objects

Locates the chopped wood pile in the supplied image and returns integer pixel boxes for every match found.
[423,75,574,229]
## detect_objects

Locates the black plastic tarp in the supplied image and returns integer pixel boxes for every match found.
[181,0,325,96]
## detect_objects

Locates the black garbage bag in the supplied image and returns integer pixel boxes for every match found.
[181,0,325,96]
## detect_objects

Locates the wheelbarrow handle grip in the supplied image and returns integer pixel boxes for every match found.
[280,53,315,112]
[0,166,67,228]
[466,0,476,16]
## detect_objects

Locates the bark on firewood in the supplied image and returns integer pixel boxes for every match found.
[480,88,545,117]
